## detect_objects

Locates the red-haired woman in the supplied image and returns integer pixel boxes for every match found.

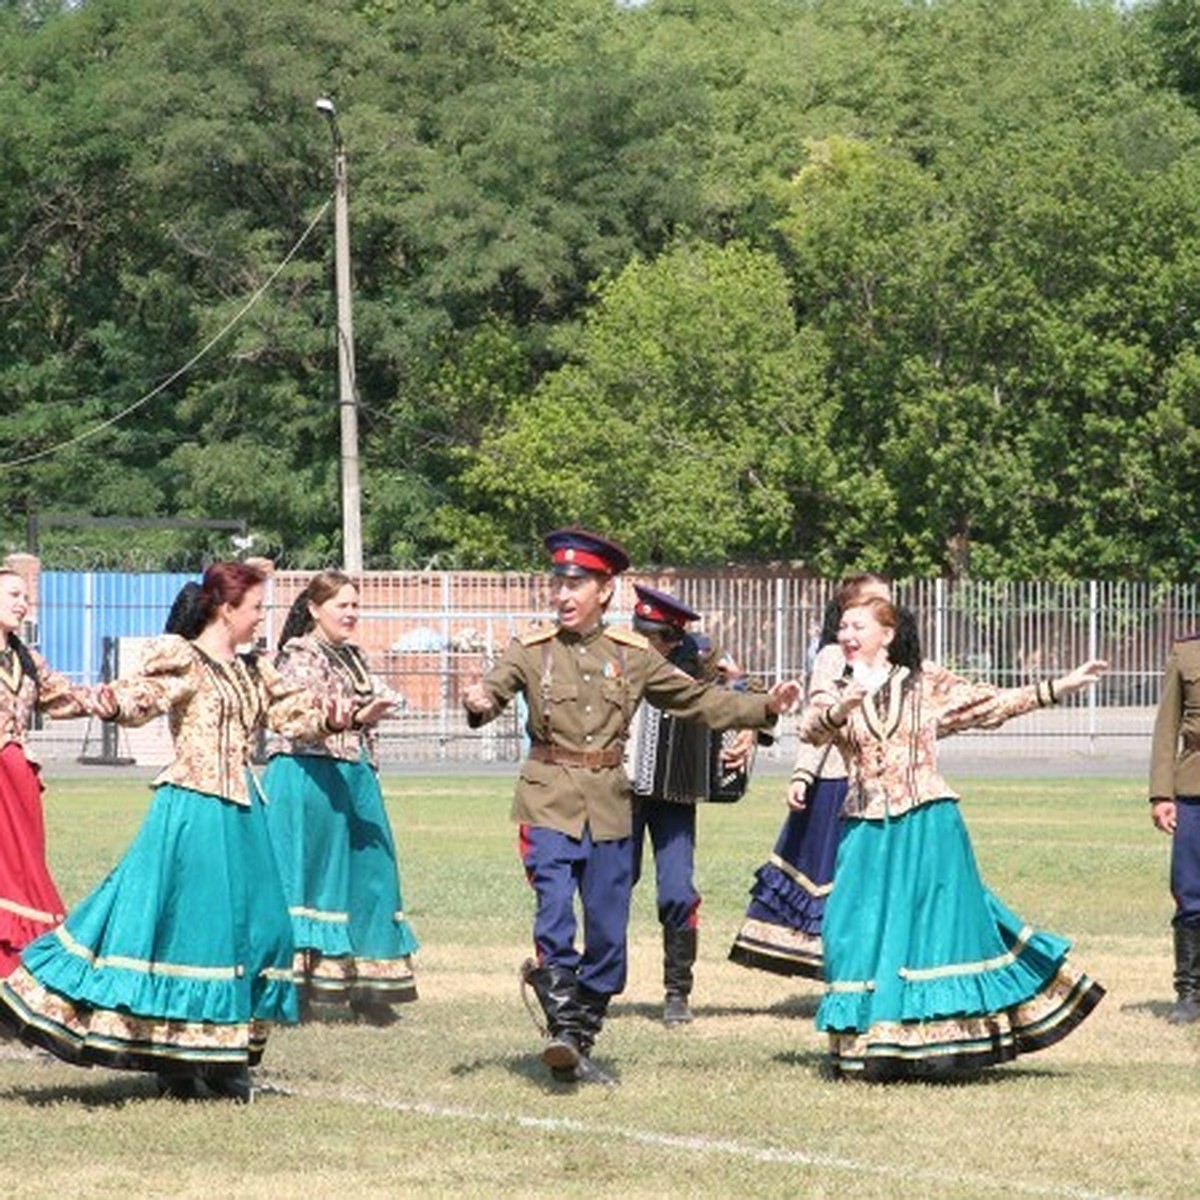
[801,595,1107,1081]
[0,562,334,1102]
[262,571,418,1024]
[0,568,106,975]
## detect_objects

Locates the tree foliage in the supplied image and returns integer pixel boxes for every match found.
[3,0,1200,577]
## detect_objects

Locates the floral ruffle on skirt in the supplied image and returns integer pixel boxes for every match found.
[818,798,1104,1080]
[728,778,846,979]
[0,781,297,1072]
[262,753,418,1006]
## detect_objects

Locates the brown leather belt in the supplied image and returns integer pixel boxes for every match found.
[529,743,624,770]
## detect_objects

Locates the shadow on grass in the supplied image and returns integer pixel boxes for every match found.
[5,1073,158,1108]
[1120,997,1179,1021]
[611,993,820,1022]
[496,1052,622,1092]
[782,1055,1072,1088]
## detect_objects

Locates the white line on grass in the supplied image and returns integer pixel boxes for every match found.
[295,1084,1138,1200]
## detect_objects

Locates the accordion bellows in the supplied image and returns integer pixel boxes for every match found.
[630,702,750,804]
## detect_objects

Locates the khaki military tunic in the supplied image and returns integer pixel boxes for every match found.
[1149,637,1200,800]
[468,622,777,841]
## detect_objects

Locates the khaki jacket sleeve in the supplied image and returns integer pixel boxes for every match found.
[1150,650,1183,800]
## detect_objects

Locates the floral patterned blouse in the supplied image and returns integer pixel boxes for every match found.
[110,634,327,806]
[0,638,94,764]
[800,660,1056,821]
[266,634,389,769]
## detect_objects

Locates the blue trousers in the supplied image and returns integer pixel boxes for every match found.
[519,824,632,997]
[631,798,700,932]
[1172,797,1200,927]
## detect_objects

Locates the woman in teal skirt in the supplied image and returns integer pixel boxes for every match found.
[799,595,1108,1080]
[0,562,333,1102]
[262,571,418,1024]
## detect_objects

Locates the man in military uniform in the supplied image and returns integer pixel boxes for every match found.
[1150,632,1200,1024]
[628,583,756,1026]
[463,529,798,1085]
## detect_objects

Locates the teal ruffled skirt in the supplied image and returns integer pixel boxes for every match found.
[262,753,418,1006]
[817,798,1104,1079]
[0,781,297,1072]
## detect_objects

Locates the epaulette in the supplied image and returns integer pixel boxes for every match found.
[518,625,556,647]
[607,625,649,649]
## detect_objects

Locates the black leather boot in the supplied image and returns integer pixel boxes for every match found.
[1168,924,1200,1024]
[155,1067,206,1101]
[520,959,584,1069]
[202,1064,254,1104]
[663,927,697,1025]
[556,985,616,1087]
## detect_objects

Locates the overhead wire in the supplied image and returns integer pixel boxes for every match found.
[1,196,333,469]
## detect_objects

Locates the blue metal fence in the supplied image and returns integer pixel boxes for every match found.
[36,571,199,683]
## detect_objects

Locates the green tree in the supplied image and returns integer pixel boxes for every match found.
[455,240,872,569]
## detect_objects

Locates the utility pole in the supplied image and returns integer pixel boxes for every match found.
[316,97,363,572]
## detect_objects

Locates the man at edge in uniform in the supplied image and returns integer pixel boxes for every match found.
[1150,630,1200,1024]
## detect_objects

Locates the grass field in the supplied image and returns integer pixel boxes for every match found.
[0,768,1192,1199]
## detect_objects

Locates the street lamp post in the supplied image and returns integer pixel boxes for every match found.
[316,96,363,572]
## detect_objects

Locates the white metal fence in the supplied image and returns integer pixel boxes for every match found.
[26,570,1197,770]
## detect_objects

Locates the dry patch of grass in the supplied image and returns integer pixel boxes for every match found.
[0,770,1192,1198]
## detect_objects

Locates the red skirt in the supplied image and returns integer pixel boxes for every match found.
[0,742,65,976]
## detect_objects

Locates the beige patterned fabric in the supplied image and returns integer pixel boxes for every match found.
[110,634,328,806]
[266,634,382,767]
[3,965,267,1063]
[790,642,850,786]
[0,643,94,765]
[800,661,1054,821]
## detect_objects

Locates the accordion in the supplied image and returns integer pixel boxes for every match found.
[629,702,751,804]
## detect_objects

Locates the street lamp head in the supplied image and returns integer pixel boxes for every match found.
[315,96,337,119]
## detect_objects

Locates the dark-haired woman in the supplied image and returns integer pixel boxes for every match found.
[729,574,896,979]
[800,595,1107,1080]
[0,569,106,976]
[262,571,418,1023]
[0,562,333,1101]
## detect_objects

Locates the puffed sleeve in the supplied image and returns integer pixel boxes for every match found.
[793,644,847,765]
[30,649,94,720]
[928,661,1052,736]
[108,635,198,727]
[274,636,329,695]
[258,655,330,740]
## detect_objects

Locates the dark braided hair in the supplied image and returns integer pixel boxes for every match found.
[164,563,267,639]
[277,570,355,651]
